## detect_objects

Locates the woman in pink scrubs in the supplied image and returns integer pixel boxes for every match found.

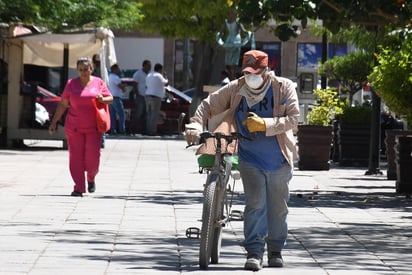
[49,57,113,197]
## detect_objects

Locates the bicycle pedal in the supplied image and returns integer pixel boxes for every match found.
[186,227,201,239]
[217,218,226,227]
[230,210,244,221]
[231,171,241,180]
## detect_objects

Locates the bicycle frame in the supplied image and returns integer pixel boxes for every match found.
[210,133,233,193]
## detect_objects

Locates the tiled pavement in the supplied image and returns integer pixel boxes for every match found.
[0,136,411,274]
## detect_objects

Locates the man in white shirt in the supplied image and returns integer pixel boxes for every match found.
[108,64,126,134]
[220,69,230,85]
[130,60,151,135]
[145,63,168,135]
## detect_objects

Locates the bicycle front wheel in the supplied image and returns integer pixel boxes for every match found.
[199,173,221,269]
[210,183,224,264]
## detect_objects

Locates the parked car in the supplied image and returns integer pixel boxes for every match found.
[21,82,61,128]
[36,85,61,125]
[120,78,191,134]
[35,102,50,126]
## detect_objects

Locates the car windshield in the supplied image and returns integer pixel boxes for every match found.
[167,85,192,103]
[37,86,59,98]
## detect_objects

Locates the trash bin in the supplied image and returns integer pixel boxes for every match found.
[385,130,412,180]
[395,135,412,194]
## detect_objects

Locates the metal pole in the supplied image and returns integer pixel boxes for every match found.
[365,26,382,176]
[321,32,327,89]
[62,44,69,90]
[365,89,382,175]
[183,39,190,90]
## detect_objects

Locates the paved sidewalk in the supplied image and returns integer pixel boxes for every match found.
[0,137,411,275]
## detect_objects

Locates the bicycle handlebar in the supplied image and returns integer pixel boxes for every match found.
[200,132,251,143]
[186,132,251,149]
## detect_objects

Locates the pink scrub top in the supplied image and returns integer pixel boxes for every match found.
[62,77,111,131]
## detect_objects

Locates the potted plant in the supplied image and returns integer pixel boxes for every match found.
[297,88,344,170]
[368,35,412,192]
[335,104,372,167]
[318,50,375,167]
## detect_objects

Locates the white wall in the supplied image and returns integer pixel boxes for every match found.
[114,37,164,71]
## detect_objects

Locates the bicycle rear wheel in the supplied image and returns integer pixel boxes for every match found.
[199,173,220,269]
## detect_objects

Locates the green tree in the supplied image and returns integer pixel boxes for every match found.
[369,34,412,128]
[0,0,143,32]
[236,0,318,41]
[236,0,411,41]
[4,0,409,115]
[138,0,229,114]
[318,51,374,105]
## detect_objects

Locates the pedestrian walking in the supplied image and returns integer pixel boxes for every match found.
[48,57,113,197]
[145,63,168,136]
[185,50,299,271]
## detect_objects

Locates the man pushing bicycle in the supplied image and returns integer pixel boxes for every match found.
[185,50,300,271]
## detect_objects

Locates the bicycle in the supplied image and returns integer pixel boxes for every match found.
[186,132,249,269]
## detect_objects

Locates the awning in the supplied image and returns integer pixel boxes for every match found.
[17,28,117,84]
[18,28,117,72]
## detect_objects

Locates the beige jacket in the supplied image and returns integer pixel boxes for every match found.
[190,72,300,167]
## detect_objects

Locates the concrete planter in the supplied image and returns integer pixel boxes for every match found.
[297,125,333,171]
[385,130,412,180]
[337,122,370,167]
[395,135,412,194]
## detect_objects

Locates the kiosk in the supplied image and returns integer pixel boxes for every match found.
[4,28,116,148]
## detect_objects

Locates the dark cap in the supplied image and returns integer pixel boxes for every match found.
[242,50,268,74]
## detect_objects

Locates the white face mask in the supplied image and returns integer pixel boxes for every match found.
[245,73,264,89]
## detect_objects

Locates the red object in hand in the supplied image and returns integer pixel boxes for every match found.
[94,99,110,134]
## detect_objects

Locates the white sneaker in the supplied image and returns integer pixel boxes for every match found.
[244,255,263,271]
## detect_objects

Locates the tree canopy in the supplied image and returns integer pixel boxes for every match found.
[136,0,411,43]
[138,0,228,42]
[0,0,143,32]
[1,1,410,42]
[368,34,412,127]
[1,0,411,119]
[236,0,411,41]
[318,51,374,105]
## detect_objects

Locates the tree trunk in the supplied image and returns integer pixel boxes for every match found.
[189,42,219,118]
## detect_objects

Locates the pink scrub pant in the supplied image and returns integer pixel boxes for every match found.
[65,127,101,193]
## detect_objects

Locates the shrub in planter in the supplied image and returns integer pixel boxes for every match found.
[306,88,344,126]
[335,104,372,167]
[298,88,344,170]
[337,105,372,125]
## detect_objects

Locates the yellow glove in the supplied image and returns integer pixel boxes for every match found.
[184,122,202,145]
[242,112,266,132]
[184,128,201,145]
